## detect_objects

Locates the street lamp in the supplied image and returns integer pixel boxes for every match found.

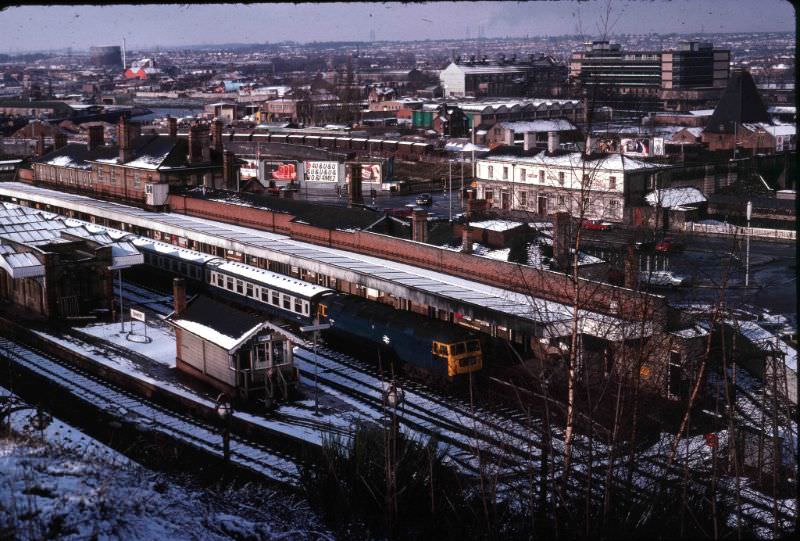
[448,159,453,222]
[745,200,752,287]
[300,320,331,416]
[215,393,232,463]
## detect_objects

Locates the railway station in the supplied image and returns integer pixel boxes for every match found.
[0,181,652,350]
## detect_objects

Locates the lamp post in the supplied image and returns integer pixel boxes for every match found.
[448,159,453,222]
[118,268,124,332]
[215,394,232,463]
[460,156,465,211]
[745,200,752,287]
[300,320,331,416]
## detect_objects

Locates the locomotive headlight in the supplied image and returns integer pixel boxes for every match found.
[382,335,391,345]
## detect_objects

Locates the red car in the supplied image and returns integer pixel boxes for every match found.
[581,219,613,231]
[655,237,683,252]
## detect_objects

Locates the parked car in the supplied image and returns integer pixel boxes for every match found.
[415,193,433,206]
[639,270,686,288]
[580,219,614,231]
[655,237,683,253]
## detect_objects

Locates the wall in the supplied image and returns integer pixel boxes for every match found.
[167,193,665,324]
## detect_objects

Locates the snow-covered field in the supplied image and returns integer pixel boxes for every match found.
[0,387,331,541]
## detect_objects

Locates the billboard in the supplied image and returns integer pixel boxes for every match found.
[653,137,665,156]
[346,162,383,184]
[240,159,259,179]
[261,160,299,182]
[620,138,652,158]
[303,160,341,183]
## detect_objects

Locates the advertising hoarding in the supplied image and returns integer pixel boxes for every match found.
[346,162,383,184]
[261,160,299,182]
[303,161,341,183]
[620,138,652,158]
[240,159,259,179]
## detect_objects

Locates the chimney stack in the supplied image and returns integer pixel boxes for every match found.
[223,150,238,190]
[547,131,560,154]
[211,118,224,154]
[347,163,363,207]
[411,207,428,243]
[87,125,104,151]
[552,211,571,271]
[35,133,46,157]
[461,224,472,254]
[118,116,133,162]
[173,278,187,316]
[53,130,67,150]
[624,245,639,290]
[188,123,210,163]
[167,115,178,138]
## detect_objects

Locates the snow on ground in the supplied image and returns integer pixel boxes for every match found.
[79,322,177,368]
[0,386,330,541]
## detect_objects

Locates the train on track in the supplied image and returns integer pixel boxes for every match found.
[134,237,483,381]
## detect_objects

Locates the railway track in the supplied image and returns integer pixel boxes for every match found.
[0,337,300,485]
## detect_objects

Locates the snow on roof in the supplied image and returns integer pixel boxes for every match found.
[498,119,576,132]
[45,155,92,169]
[484,152,666,172]
[758,123,796,137]
[173,318,263,352]
[211,260,332,298]
[469,219,525,232]
[689,109,715,116]
[132,237,217,264]
[730,319,797,371]
[672,127,703,139]
[124,149,172,170]
[444,141,490,153]
[0,251,44,278]
[645,187,706,208]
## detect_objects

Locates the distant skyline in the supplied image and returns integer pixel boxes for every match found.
[0,1,795,53]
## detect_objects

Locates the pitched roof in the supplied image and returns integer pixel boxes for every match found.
[172,295,265,352]
[704,70,771,134]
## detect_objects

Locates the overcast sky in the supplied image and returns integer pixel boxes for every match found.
[0,1,794,52]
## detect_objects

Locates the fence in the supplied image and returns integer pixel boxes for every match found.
[684,221,796,241]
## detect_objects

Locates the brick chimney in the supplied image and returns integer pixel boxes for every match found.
[188,123,211,164]
[348,163,363,207]
[461,224,472,254]
[167,115,178,138]
[173,277,187,316]
[223,150,239,190]
[411,207,428,243]
[87,125,104,151]
[624,245,639,290]
[53,130,67,150]
[211,118,224,154]
[35,133,45,157]
[552,211,571,271]
[117,116,133,162]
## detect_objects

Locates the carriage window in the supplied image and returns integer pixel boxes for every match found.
[294,298,301,313]
[283,295,291,310]
[302,301,309,315]
[262,289,270,302]
[271,291,279,305]
[246,283,253,297]
[226,277,234,290]
[236,280,243,294]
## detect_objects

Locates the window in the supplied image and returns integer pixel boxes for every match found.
[487,165,494,178]
[582,174,590,183]
[539,170,545,183]
[293,298,301,313]
[283,295,291,310]
[609,176,617,190]
[236,280,243,294]
[271,291,279,306]
[485,190,493,201]
[557,195,566,207]
[110,168,116,185]
[261,289,270,302]
[226,277,234,290]
[246,283,253,298]
[520,168,526,181]
[502,167,508,180]
[610,199,620,210]
[519,191,527,207]
[133,172,141,188]
[558,172,565,186]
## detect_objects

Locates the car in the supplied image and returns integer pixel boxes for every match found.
[415,193,433,206]
[580,219,613,231]
[655,237,683,252]
[638,270,686,288]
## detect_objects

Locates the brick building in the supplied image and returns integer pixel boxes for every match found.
[30,117,230,207]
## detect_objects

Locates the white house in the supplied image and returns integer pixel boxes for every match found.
[475,152,669,222]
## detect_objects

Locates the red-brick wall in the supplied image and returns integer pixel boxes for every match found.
[167,194,665,322]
